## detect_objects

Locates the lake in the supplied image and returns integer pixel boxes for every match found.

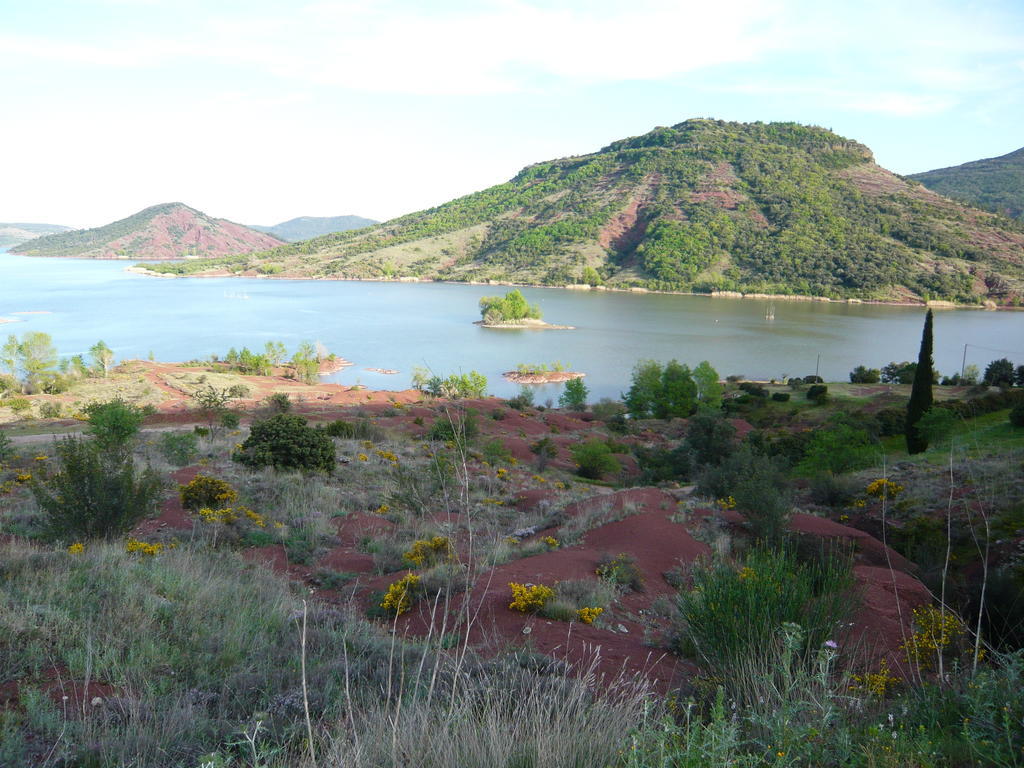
[2,249,1022,401]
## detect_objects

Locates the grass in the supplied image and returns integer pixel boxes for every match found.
[879,408,1024,462]
[2,379,1024,766]
[675,544,855,702]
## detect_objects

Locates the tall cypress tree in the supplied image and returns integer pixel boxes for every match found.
[906,309,934,454]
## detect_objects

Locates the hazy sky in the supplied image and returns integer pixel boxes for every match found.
[2,0,1022,228]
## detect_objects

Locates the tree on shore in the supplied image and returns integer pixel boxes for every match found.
[905,310,934,454]
[693,360,723,408]
[90,340,114,377]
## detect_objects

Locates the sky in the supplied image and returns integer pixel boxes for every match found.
[1,0,1022,228]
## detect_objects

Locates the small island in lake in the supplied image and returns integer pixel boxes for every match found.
[475,288,574,329]
[503,361,585,384]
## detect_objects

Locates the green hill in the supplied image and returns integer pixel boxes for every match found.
[249,215,378,241]
[13,203,283,260]
[140,120,1024,304]
[909,147,1024,220]
[0,222,73,248]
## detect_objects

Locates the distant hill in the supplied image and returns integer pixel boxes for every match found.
[909,147,1024,219]
[140,120,1024,304]
[12,203,284,260]
[250,215,377,242]
[0,222,73,249]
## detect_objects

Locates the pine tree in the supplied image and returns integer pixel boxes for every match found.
[905,310,934,454]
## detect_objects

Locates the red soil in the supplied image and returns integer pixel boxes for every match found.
[101,205,282,260]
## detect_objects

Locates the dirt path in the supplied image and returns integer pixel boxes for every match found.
[6,425,189,447]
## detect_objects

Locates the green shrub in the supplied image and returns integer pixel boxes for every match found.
[771,392,790,402]
[849,365,881,383]
[30,436,164,540]
[808,473,860,507]
[675,545,854,701]
[559,377,589,410]
[698,446,788,501]
[738,382,768,398]
[482,438,513,465]
[84,399,151,451]
[0,430,14,463]
[6,398,31,413]
[1010,403,1024,427]
[265,392,292,413]
[873,407,906,437]
[321,418,384,442]
[38,401,62,418]
[427,409,479,445]
[234,413,335,472]
[507,386,535,410]
[595,553,644,591]
[806,384,828,403]
[571,439,621,479]
[684,411,736,467]
[796,421,876,476]
[158,431,199,467]
[636,444,692,483]
[218,410,241,429]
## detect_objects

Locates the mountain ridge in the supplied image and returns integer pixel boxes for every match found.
[138,119,1024,304]
[249,215,378,242]
[12,203,283,260]
[0,222,73,248]
[909,146,1024,219]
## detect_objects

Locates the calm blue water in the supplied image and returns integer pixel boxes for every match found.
[2,249,1022,400]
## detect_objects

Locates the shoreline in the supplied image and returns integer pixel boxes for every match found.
[122,265,1020,311]
[503,370,585,384]
[474,318,575,330]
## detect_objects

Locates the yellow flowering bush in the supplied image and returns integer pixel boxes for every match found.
[403,536,455,568]
[866,478,904,499]
[357,453,368,462]
[381,573,420,615]
[576,606,603,625]
[180,474,238,512]
[198,507,239,524]
[850,658,901,696]
[508,582,554,613]
[15,472,32,484]
[375,449,399,464]
[542,536,559,549]
[67,542,84,555]
[126,537,163,556]
[716,496,736,510]
[902,605,965,670]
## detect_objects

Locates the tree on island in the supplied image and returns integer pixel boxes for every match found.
[905,310,934,454]
[479,289,542,324]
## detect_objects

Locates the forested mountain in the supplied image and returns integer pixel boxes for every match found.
[0,222,73,248]
[250,215,378,241]
[140,120,1024,304]
[13,203,283,260]
[909,146,1024,220]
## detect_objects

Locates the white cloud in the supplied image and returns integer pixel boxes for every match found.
[1,0,788,94]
